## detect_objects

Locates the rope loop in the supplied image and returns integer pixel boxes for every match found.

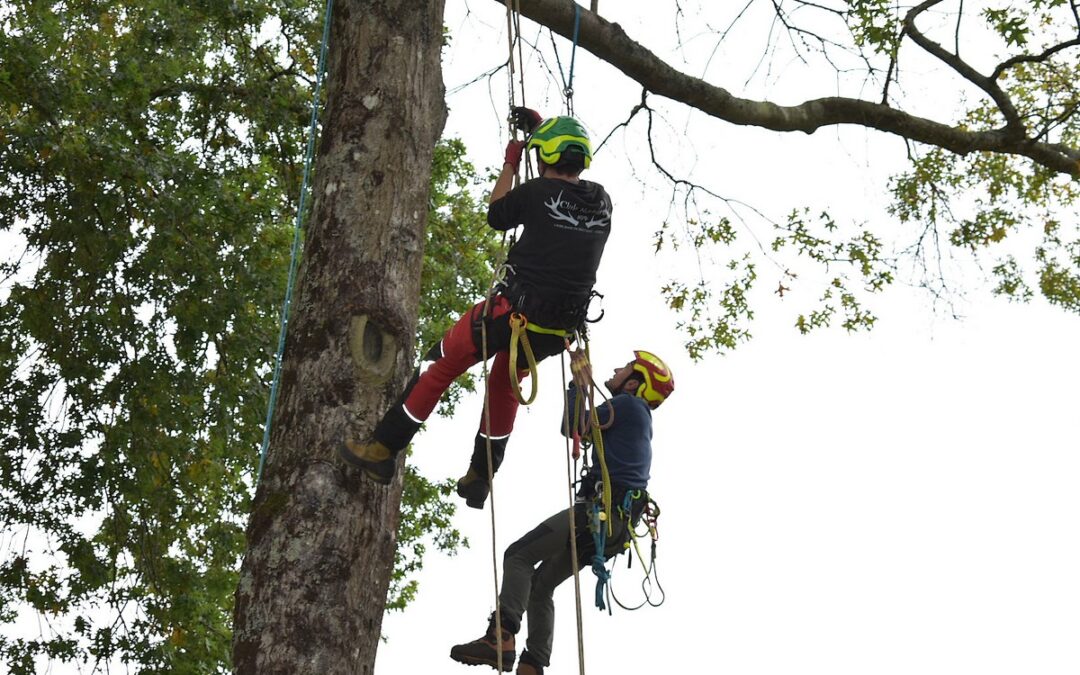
[508,313,539,405]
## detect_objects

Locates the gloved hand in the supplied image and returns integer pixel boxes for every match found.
[503,139,526,171]
[510,106,543,134]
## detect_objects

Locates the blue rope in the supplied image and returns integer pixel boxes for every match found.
[591,491,638,612]
[554,3,581,113]
[590,502,610,612]
[256,0,335,484]
[567,3,580,97]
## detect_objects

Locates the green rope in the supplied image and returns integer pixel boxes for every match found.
[257,0,335,484]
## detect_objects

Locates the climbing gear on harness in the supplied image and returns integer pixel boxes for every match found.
[562,339,616,530]
[450,612,516,672]
[517,650,545,675]
[589,489,657,613]
[527,116,592,169]
[631,350,675,408]
[338,439,397,485]
[457,467,491,510]
[608,496,666,611]
[508,313,539,405]
[568,348,592,390]
[588,501,612,612]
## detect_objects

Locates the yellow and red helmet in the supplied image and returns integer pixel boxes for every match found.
[631,350,674,408]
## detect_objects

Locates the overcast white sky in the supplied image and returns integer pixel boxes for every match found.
[378,2,1080,674]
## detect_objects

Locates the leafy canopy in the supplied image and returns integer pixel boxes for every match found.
[633,0,1080,356]
[0,1,496,672]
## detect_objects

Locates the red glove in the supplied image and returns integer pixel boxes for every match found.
[504,140,526,171]
[511,106,544,134]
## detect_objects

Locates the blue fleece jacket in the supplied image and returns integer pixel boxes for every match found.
[562,384,652,491]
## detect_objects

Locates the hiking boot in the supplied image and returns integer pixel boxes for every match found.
[456,467,490,509]
[449,613,515,671]
[516,651,544,675]
[339,439,397,484]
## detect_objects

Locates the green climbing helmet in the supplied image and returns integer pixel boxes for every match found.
[527,116,592,169]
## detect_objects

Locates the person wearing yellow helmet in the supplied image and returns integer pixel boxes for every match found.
[450,349,673,674]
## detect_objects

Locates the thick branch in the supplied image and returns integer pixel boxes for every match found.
[501,0,1080,177]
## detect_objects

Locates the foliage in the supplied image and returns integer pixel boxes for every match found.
[642,0,1078,355]
[419,140,503,414]
[0,2,492,672]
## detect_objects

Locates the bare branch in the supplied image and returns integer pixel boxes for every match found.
[594,88,647,153]
[991,38,1080,81]
[903,0,1024,135]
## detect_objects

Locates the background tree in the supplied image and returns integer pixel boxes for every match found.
[0,1,494,672]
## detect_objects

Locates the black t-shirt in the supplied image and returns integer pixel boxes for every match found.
[487,177,612,298]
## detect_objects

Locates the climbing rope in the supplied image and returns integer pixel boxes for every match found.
[550,2,581,116]
[478,298,505,674]
[256,0,334,484]
[590,500,612,612]
[482,2,532,670]
[560,350,588,675]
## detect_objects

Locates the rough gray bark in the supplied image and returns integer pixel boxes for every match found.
[502,0,1080,177]
[231,0,447,672]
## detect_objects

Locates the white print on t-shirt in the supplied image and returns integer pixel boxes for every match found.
[544,191,611,230]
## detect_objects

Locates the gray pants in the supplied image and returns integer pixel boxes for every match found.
[498,503,630,667]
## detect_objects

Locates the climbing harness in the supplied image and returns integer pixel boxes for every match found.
[257,0,334,484]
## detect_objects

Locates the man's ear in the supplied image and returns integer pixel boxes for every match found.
[622,376,641,395]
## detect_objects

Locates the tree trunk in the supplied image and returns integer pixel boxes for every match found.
[232,1,446,672]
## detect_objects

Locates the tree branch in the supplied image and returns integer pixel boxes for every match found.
[500,0,1080,177]
[903,0,1024,136]
[991,38,1080,81]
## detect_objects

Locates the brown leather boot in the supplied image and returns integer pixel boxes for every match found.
[516,650,544,674]
[339,439,397,484]
[449,613,515,671]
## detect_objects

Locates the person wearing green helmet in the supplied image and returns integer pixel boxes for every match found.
[341,107,613,511]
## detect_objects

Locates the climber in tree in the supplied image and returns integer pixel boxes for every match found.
[449,349,675,675]
[341,108,613,509]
